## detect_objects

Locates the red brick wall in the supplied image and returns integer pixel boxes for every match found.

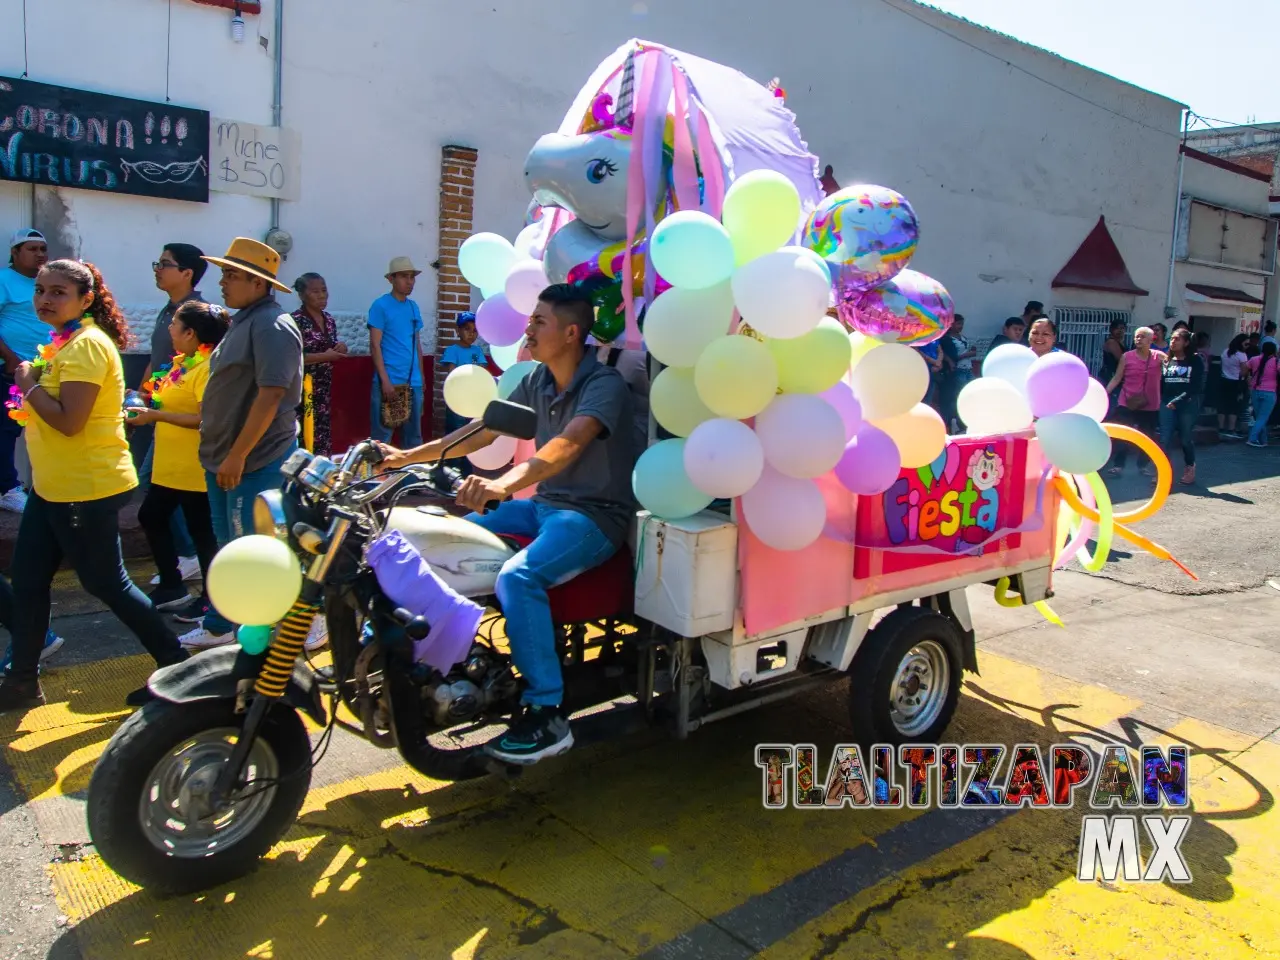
[433,145,479,438]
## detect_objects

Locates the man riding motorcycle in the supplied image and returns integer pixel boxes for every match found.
[378,284,637,763]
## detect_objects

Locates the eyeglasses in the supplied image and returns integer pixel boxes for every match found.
[153,260,179,271]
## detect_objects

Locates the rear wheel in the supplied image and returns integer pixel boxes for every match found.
[87,698,311,895]
[847,607,963,747]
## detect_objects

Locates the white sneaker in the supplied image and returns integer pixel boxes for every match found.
[0,488,27,513]
[305,615,328,652]
[178,625,236,649]
[151,556,201,586]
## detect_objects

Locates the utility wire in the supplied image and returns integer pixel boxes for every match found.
[165,0,173,102]
[1187,111,1278,136]
[878,0,1183,140]
[21,0,29,77]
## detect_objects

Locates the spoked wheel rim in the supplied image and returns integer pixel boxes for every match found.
[138,727,280,858]
[888,639,951,737]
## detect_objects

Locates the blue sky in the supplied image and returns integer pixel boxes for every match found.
[922,0,1271,128]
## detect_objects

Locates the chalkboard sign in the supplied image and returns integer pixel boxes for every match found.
[0,76,209,204]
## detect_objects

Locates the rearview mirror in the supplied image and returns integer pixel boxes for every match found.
[482,399,537,441]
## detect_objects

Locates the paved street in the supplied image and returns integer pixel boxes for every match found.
[1,440,1278,960]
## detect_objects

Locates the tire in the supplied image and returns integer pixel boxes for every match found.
[87,698,312,895]
[847,606,963,747]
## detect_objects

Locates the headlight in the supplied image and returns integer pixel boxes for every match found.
[297,455,340,495]
[253,489,289,540]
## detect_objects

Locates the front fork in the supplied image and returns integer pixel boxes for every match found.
[211,514,352,807]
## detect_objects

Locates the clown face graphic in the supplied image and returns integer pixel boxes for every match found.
[968,446,1005,491]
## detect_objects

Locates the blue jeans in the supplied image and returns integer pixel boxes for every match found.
[1249,390,1277,445]
[467,500,617,706]
[1158,397,1200,467]
[0,371,22,494]
[138,435,197,558]
[369,379,423,448]
[4,490,185,683]
[202,445,296,636]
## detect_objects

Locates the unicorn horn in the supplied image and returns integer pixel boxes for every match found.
[615,48,637,130]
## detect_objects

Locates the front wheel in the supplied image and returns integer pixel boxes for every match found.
[87,698,312,895]
[847,606,963,747]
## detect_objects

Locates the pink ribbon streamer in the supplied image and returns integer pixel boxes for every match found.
[621,50,657,348]
[695,107,725,217]
[669,65,701,212]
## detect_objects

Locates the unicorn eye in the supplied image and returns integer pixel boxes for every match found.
[586,158,618,183]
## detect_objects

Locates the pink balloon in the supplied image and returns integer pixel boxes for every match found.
[504,259,549,314]
[819,381,863,442]
[476,292,528,347]
[834,424,902,495]
[468,434,517,470]
[1024,351,1089,418]
[843,269,953,347]
[741,465,827,552]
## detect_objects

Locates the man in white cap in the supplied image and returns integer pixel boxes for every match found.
[368,257,425,448]
[0,229,49,513]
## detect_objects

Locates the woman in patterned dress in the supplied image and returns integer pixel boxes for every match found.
[291,273,347,456]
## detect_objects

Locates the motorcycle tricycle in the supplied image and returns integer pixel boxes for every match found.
[86,400,1057,894]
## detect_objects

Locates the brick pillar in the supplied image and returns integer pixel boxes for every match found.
[433,145,479,439]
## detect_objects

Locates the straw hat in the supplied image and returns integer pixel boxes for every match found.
[202,237,291,293]
[386,256,422,278]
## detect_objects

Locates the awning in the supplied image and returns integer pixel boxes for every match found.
[1051,216,1149,296]
[1184,283,1265,305]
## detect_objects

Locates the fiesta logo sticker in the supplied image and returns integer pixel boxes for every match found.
[884,442,1005,551]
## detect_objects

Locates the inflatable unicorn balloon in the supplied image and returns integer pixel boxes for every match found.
[520,39,826,346]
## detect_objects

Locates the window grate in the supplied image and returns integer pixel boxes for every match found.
[1053,307,1132,376]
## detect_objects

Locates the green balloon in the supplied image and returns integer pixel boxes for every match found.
[632,439,713,520]
[591,284,626,343]
[498,360,539,398]
[723,170,803,266]
[237,624,273,655]
[766,317,854,394]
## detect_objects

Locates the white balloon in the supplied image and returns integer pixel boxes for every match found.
[468,434,518,470]
[683,419,764,498]
[503,259,548,314]
[443,365,497,418]
[982,344,1037,395]
[850,342,929,421]
[754,394,846,479]
[957,378,1034,435]
[643,283,736,368]
[741,465,827,551]
[730,248,830,339]
[1064,378,1110,422]
[514,221,548,260]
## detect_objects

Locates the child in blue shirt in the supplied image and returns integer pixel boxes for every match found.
[439,312,489,474]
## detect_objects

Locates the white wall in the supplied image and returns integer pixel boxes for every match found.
[1,0,1185,351]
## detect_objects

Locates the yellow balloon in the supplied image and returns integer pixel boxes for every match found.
[444,364,498,418]
[694,335,779,420]
[767,317,853,394]
[650,366,716,437]
[207,535,302,626]
[871,403,947,469]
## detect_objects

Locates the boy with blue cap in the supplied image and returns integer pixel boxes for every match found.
[439,312,489,474]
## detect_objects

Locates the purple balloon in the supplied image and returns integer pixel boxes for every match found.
[1025,351,1089,418]
[835,424,902,495]
[820,381,863,442]
[475,292,528,347]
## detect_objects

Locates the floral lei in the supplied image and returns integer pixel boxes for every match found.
[5,316,85,425]
[140,343,214,410]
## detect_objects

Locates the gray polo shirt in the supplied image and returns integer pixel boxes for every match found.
[507,352,637,547]
[150,290,205,373]
[199,295,303,474]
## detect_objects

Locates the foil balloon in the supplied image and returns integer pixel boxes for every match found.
[802,185,920,296]
[844,269,953,347]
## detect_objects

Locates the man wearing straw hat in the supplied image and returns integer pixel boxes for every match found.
[178,238,304,649]
[368,256,426,449]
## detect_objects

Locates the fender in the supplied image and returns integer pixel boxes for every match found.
[146,645,327,726]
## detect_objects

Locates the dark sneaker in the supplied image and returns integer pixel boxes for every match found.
[483,704,574,765]
[148,585,192,611]
[0,677,46,714]
[169,595,210,624]
[125,685,155,707]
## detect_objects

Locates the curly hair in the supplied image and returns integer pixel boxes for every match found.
[41,259,130,352]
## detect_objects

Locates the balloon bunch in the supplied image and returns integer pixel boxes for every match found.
[955,347,1195,595]
[629,172,952,552]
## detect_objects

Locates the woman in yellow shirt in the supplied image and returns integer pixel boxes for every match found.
[128,302,228,619]
[0,260,188,715]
